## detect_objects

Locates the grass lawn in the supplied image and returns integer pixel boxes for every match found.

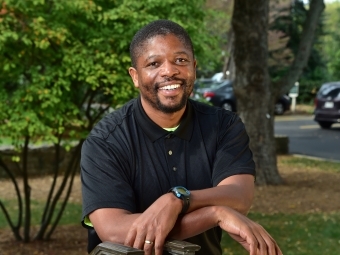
[0,200,82,229]
[221,212,340,255]
[279,156,340,173]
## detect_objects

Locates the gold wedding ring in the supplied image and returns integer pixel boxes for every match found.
[145,240,154,245]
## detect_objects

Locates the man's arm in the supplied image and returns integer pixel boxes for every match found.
[169,205,282,255]
[190,174,255,215]
[90,194,281,255]
[90,174,253,243]
[89,174,282,255]
[89,192,183,255]
[89,208,140,244]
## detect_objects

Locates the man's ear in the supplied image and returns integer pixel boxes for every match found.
[128,67,139,88]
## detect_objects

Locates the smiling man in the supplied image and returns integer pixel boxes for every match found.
[81,20,282,255]
[129,26,196,125]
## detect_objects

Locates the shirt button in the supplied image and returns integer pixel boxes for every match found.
[173,167,177,171]
[168,150,173,155]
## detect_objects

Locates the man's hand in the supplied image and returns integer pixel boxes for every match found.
[124,193,182,255]
[216,206,282,255]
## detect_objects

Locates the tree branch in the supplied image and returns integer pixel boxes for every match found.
[0,156,23,241]
[278,0,325,95]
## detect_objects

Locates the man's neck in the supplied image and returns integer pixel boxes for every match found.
[140,98,185,128]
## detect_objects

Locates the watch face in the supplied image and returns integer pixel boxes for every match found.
[175,186,190,196]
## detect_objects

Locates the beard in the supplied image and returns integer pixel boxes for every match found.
[155,92,188,113]
[141,78,193,114]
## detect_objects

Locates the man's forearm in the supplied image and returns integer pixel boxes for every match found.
[89,208,142,244]
[189,175,254,215]
[90,193,183,245]
[168,206,219,240]
[90,174,254,245]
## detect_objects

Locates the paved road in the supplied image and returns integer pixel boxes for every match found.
[275,115,340,162]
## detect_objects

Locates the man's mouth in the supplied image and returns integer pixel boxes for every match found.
[158,84,181,91]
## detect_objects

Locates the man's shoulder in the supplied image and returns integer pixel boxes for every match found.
[189,99,236,121]
[189,99,244,136]
[88,98,137,139]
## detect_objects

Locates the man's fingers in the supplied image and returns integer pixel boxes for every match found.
[133,234,148,250]
[249,224,281,255]
[153,234,167,255]
[251,228,268,255]
[143,237,155,255]
[124,228,137,247]
[248,236,258,255]
[256,225,281,255]
[123,194,180,254]
[263,234,277,255]
[262,231,282,255]
[276,244,283,255]
[239,223,271,255]
[125,225,147,250]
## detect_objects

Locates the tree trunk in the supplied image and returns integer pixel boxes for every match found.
[232,0,282,185]
[231,0,325,185]
[0,157,23,241]
[22,135,31,241]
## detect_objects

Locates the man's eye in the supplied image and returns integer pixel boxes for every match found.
[148,62,158,67]
[176,58,188,64]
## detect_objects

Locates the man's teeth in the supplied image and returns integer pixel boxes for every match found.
[159,84,180,90]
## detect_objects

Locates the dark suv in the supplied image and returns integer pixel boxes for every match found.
[314,82,340,129]
[192,79,291,115]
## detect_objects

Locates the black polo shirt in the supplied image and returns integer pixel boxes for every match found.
[81,96,255,255]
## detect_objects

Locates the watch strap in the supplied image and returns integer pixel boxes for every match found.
[181,195,190,214]
[169,186,191,214]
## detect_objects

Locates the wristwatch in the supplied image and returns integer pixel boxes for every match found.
[169,186,191,214]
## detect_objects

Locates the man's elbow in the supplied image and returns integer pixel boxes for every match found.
[237,194,254,215]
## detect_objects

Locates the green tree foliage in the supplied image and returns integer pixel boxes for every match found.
[0,0,219,242]
[270,0,329,103]
[200,0,234,77]
[322,2,340,80]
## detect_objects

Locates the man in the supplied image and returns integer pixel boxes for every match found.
[81,19,282,255]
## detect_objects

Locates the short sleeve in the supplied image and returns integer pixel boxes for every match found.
[211,114,255,186]
[81,136,136,220]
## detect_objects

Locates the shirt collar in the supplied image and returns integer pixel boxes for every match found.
[134,96,194,142]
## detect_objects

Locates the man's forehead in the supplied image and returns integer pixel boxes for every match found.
[145,34,185,46]
[138,34,191,56]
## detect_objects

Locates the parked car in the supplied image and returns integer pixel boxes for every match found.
[192,79,291,115]
[314,81,340,129]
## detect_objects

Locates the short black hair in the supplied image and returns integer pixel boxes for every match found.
[129,19,194,68]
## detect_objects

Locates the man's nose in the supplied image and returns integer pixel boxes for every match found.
[160,60,179,77]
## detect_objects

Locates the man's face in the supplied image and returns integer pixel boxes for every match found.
[129,34,196,114]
